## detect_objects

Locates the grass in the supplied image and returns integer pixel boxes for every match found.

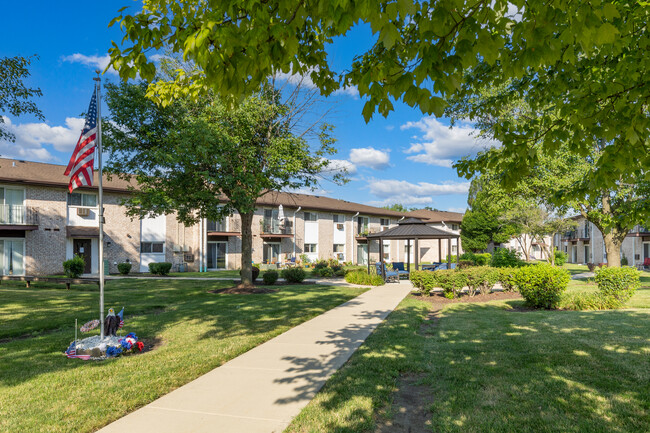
[286,276,650,432]
[0,279,367,432]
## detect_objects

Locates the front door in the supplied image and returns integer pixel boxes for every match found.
[263,243,280,264]
[357,244,368,265]
[207,242,227,269]
[73,239,92,274]
[0,239,24,275]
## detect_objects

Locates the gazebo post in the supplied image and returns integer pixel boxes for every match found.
[414,237,419,271]
[407,239,411,272]
[367,240,371,275]
[379,238,385,280]
[448,237,452,265]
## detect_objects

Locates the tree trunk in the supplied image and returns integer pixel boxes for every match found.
[603,231,626,268]
[239,211,255,287]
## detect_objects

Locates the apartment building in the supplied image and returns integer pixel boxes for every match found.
[556,216,650,266]
[406,209,464,262]
[0,158,463,276]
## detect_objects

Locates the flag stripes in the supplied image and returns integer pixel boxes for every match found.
[65,90,98,192]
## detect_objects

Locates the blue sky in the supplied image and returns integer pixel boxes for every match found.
[0,1,492,213]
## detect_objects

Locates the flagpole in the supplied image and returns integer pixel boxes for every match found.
[93,70,105,340]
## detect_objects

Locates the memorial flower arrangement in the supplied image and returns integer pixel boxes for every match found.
[106,332,144,358]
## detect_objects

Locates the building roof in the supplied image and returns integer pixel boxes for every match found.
[0,158,133,193]
[406,208,464,223]
[0,158,406,217]
[366,217,458,239]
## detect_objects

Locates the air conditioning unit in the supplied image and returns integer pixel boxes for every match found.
[336,223,344,230]
[76,207,90,217]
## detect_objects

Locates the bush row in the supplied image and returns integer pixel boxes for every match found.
[311,259,346,277]
[344,270,385,286]
[561,267,640,310]
[148,262,172,275]
[459,249,525,268]
[410,266,520,299]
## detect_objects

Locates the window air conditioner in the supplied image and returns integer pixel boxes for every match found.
[336,223,344,230]
[77,207,90,217]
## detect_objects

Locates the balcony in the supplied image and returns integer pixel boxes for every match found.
[260,219,293,238]
[206,218,241,235]
[0,204,38,230]
[627,225,650,238]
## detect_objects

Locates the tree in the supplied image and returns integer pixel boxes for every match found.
[103,80,343,286]
[0,55,43,142]
[460,207,513,253]
[382,203,408,213]
[108,1,649,184]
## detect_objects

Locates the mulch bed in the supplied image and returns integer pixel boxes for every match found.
[209,287,278,294]
[410,291,523,305]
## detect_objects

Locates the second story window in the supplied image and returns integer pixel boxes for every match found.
[141,241,164,253]
[333,214,344,223]
[68,192,97,207]
[304,212,318,222]
[380,218,390,226]
[451,224,459,230]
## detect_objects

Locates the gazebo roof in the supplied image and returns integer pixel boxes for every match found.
[366,217,458,240]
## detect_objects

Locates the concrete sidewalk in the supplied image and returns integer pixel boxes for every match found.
[98,281,413,433]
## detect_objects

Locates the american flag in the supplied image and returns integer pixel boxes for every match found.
[117,307,124,329]
[65,342,91,360]
[64,90,98,192]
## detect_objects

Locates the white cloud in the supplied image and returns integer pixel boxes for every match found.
[365,178,470,207]
[324,158,357,175]
[0,116,85,162]
[349,147,390,169]
[273,68,359,98]
[401,117,497,167]
[62,53,117,75]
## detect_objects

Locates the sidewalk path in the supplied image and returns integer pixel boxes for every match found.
[98,280,413,433]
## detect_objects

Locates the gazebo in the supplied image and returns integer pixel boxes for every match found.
[366,217,460,279]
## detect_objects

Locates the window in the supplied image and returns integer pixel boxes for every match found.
[304,212,318,222]
[357,216,369,234]
[68,192,97,207]
[451,224,459,230]
[380,218,390,226]
[383,240,390,260]
[333,244,344,253]
[304,243,317,253]
[141,242,164,253]
[333,214,344,223]
[452,245,457,253]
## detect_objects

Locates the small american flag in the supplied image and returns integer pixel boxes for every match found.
[65,342,91,360]
[117,308,124,329]
[64,90,98,193]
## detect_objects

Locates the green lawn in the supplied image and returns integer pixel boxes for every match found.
[286,276,650,432]
[0,279,367,433]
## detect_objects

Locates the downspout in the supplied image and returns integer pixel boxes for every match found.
[352,212,359,263]
[293,206,301,258]
[202,217,207,272]
[198,218,203,273]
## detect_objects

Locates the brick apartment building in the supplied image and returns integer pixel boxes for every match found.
[0,158,464,276]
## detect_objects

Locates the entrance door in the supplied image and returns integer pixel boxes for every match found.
[0,239,24,275]
[584,245,590,263]
[572,245,578,263]
[207,242,227,269]
[357,244,368,265]
[73,239,92,274]
[263,243,280,264]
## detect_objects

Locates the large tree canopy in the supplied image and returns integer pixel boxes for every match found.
[0,55,43,142]
[103,80,342,285]
[108,1,649,184]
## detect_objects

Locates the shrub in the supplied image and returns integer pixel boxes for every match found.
[491,248,523,268]
[474,253,492,266]
[117,262,132,275]
[345,270,384,286]
[586,263,596,272]
[262,270,279,285]
[621,255,629,266]
[554,250,568,266]
[148,262,173,275]
[239,266,260,282]
[459,252,477,263]
[560,292,623,311]
[457,260,474,269]
[409,270,441,295]
[594,266,640,304]
[313,260,328,270]
[464,267,499,296]
[282,267,306,283]
[334,269,346,277]
[497,267,519,292]
[437,269,468,299]
[513,264,570,309]
[63,255,85,278]
[315,267,334,278]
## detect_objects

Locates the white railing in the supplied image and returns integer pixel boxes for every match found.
[0,204,28,225]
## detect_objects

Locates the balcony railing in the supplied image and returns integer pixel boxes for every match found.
[581,227,590,238]
[0,204,38,226]
[207,218,241,233]
[357,224,369,235]
[563,230,577,240]
[261,219,293,235]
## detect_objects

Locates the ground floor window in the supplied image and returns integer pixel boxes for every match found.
[304,243,317,253]
[263,243,281,264]
[382,241,390,260]
[357,244,368,265]
[141,241,164,253]
[207,242,227,269]
[0,239,24,275]
[333,244,345,261]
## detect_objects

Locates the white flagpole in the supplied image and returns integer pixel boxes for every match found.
[93,71,105,340]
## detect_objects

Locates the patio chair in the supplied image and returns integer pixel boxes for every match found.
[283,256,297,268]
[644,258,650,271]
[436,263,448,270]
[392,262,410,279]
[375,262,399,283]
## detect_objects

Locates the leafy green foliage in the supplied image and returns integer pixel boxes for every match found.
[117,263,132,275]
[513,264,570,309]
[491,248,523,268]
[282,267,306,283]
[554,250,568,267]
[0,55,43,142]
[595,267,640,304]
[460,208,513,252]
[148,262,172,275]
[497,267,519,292]
[62,255,85,278]
[437,270,469,300]
[344,270,384,286]
[409,270,441,296]
[262,270,279,285]
[464,267,499,296]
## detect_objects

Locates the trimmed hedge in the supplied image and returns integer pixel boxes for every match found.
[282,267,306,283]
[262,270,279,285]
[513,264,570,309]
[117,262,132,275]
[409,270,440,295]
[148,262,172,275]
[464,267,499,296]
[63,255,85,278]
[554,250,568,266]
[594,266,640,304]
[345,270,384,286]
[497,267,519,292]
[491,248,523,268]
